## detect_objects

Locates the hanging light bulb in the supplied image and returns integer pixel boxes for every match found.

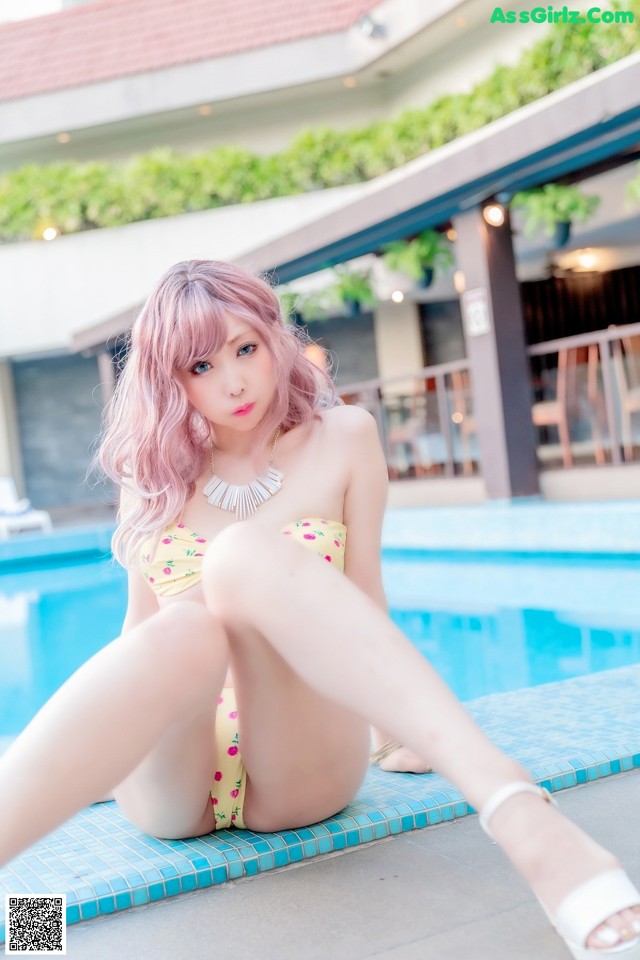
[483,203,505,227]
[575,249,598,270]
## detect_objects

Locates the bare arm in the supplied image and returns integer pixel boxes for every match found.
[121,566,161,635]
[117,487,161,634]
[342,406,432,774]
[342,406,389,611]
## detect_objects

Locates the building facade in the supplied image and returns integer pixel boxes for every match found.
[0,0,638,514]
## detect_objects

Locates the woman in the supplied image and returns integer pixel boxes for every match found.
[1,260,638,958]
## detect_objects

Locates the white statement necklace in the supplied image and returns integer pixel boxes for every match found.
[202,426,283,521]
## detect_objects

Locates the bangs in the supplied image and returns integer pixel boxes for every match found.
[167,282,265,372]
[170,289,228,371]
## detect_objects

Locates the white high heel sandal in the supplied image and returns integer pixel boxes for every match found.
[479,782,640,958]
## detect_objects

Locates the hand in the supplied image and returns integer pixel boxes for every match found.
[378,745,432,774]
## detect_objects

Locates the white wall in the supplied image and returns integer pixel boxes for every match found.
[0,184,366,358]
[373,300,424,394]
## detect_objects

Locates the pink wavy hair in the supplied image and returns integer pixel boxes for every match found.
[98,259,340,566]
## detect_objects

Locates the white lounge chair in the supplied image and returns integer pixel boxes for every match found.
[0,477,53,539]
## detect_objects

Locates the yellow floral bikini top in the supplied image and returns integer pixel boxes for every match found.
[140,517,347,597]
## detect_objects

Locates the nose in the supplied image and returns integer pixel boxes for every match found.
[223,367,245,397]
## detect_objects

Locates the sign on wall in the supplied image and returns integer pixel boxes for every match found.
[462,287,492,337]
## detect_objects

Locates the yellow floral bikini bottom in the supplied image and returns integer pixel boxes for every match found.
[211,687,246,830]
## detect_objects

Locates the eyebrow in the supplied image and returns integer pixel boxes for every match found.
[226,328,254,346]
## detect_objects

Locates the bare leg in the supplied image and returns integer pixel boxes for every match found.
[203,524,530,810]
[0,602,226,867]
[203,523,640,948]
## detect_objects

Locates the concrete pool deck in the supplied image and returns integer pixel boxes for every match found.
[65,770,640,960]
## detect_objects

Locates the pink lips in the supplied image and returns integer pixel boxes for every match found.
[233,403,255,416]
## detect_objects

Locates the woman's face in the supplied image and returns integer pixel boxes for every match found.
[177,314,277,430]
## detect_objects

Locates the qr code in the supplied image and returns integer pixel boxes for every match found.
[4,895,66,955]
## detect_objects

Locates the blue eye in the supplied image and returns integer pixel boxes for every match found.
[191,360,211,375]
[239,343,257,356]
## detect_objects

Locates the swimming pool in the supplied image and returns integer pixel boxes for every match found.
[1,544,639,745]
[384,549,640,700]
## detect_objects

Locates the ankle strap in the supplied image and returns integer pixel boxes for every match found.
[369,738,403,766]
[479,782,556,839]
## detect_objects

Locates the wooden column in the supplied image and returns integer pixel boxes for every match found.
[452,205,539,498]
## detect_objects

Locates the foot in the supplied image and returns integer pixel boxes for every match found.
[378,745,432,774]
[589,906,640,949]
[487,788,640,951]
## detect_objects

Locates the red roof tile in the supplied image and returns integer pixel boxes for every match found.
[0,0,376,103]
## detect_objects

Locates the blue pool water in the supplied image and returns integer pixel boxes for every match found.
[1,548,639,743]
[384,549,640,701]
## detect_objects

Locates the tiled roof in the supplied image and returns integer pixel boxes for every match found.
[0,0,376,103]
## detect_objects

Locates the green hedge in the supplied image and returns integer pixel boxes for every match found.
[1,1,638,243]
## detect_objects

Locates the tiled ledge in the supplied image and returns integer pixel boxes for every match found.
[1,664,639,941]
[0,523,114,566]
[382,500,640,555]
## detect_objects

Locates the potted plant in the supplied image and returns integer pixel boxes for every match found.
[381,229,454,287]
[510,183,600,247]
[328,266,377,316]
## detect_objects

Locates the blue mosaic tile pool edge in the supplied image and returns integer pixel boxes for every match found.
[382,501,640,554]
[2,499,640,568]
[0,523,114,567]
[1,664,639,941]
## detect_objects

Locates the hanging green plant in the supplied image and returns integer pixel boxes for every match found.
[327,266,377,316]
[381,229,455,286]
[510,183,600,243]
